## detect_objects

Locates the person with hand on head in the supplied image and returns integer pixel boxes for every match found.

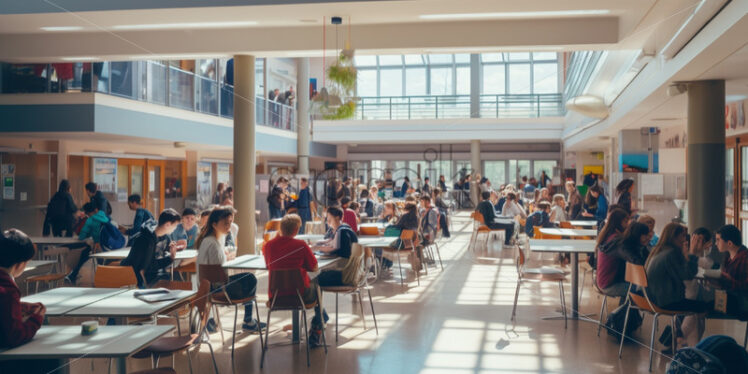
[713,225,748,318]
[121,209,181,288]
[170,208,199,249]
[120,194,154,237]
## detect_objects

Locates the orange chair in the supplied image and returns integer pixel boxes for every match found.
[261,269,328,368]
[381,230,420,287]
[94,265,138,288]
[469,212,505,251]
[559,221,574,229]
[618,262,695,371]
[511,241,568,328]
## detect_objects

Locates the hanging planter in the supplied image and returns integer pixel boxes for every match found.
[313,17,357,120]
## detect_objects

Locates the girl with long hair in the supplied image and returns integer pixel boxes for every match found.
[615,178,635,214]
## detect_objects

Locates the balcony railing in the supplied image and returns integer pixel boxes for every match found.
[355,94,564,120]
[0,61,295,131]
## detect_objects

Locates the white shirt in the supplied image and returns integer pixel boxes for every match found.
[550,205,567,222]
[501,201,527,218]
[196,235,226,281]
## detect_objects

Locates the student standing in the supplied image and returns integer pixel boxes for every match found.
[615,178,635,214]
[120,194,154,237]
[85,182,111,216]
[294,178,313,234]
[44,179,78,237]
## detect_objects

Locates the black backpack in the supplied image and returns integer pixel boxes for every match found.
[605,303,643,341]
[47,193,68,219]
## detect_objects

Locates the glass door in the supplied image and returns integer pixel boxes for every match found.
[146,160,165,213]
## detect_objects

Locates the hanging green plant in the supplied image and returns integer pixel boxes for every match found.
[323,101,356,120]
[313,49,358,120]
[327,63,356,91]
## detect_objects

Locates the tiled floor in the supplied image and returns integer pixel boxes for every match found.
[63,212,744,373]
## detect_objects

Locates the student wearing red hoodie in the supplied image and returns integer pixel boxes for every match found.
[0,229,56,373]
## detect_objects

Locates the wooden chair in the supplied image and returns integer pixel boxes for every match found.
[26,246,68,294]
[469,212,504,251]
[618,262,695,371]
[133,280,219,374]
[559,221,574,229]
[199,264,263,371]
[260,269,328,368]
[380,229,420,288]
[94,265,138,288]
[511,240,568,328]
[320,243,379,343]
[173,262,196,282]
[151,280,194,335]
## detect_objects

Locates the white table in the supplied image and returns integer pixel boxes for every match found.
[22,287,130,317]
[65,289,195,322]
[358,237,397,248]
[539,228,597,238]
[360,222,386,229]
[28,237,83,246]
[23,260,56,274]
[0,325,173,374]
[568,220,597,229]
[529,239,596,320]
[295,234,325,242]
[90,248,198,260]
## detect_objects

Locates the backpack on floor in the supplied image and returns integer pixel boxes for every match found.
[694,335,748,373]
[100,222,126,250]
[666,347,726,374]
[605,303,643,341]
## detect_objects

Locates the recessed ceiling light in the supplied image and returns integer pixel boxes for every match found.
[112,21,257,30]
[41,26,84,32]
[419,10,611,20]
[61,56,99,61]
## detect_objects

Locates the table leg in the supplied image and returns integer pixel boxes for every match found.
[57,358,71,374]
[571,252,579,319]
[292,309,300,343]
[116,357,127,374]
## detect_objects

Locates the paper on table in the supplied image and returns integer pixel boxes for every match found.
[133,288,178,302]
[703,269,722,279]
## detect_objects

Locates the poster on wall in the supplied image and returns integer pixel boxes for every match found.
[217,163,230,186]
[197,161,212,208]
[1,164,14,200]
[93,158,117,193]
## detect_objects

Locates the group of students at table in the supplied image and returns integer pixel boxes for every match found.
[593,205,748,350]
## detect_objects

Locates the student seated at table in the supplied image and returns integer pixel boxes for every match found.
[66,202,110,285]
[590,208,629,272]
[0,229,59,374]
[549,194,567,223]
[419,195,439,245]
[712,225,748,318]
[565,181,583,220]
[378,200,398,225]
[264,214,328,347]
[596,220,648,299]
[314,207,357,261]
[524,201,553,238]
[500,192,527,219]
[170,208,199,249]
[197,206,264,332]
[637,215,659,248]
[120,194,154,238]
[646,223,709,348]
[340,197,359,233]
[359,189,375,218]
[582,184,607,223]
[478,191,514,246]
[121,209,181,288]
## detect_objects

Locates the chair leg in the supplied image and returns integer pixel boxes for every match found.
[744,322,748,349]
[302,308,310,367]
[260,309,272,368]
[597,296,607,337]
[367,289,378,335]
[649,314,659,372]
[206,341,219,374]
[357,289,367,330]
[214,305,225,345]
[618,304,632,358]
[579,270,586,306]
[396,253,404,288]
[231,305,238,373]
[254,299,264,355]
[559,281,567,329]
[434,242,443,270]
[511,279,521,322]
[334,292,339,342]
[186,346,194,374]
[414,252,420,286]
[672,315,678,354]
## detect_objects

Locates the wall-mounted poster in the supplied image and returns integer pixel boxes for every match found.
[92,158,117,193]
[1,164,14,200]
[217,163,230,186]
[197,161,212,208]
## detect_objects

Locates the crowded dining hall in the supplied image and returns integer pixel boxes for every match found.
[2,1,748,373]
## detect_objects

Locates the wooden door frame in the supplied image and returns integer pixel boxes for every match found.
[726,136,741,224]
[118,158,147,200]
[146,159,166,213]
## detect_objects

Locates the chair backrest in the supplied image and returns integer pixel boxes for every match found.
[268,269,306,309]
[265,219,280,232]
[624,262,648,287]
[263,231,276,242]
[559,221,573,229]
[533,226,542,239]
[94,265,138,288]
[360,226,379,236]
[472,211,486,225]
[153,280,193,290]
[341,243,366,287]
[198,264,229,284]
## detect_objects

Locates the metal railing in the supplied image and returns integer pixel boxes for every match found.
[0,61,296,131]
[355,93,564,120]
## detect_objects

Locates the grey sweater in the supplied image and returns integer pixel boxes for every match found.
[645,245,698,307]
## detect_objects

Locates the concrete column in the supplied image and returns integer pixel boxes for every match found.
[686,80,725,232]
[296,58,310,175]
[56,140,69,185]
[470,54,480,119]
[233,55,257,255]
[470,140,481,202]
[185,150,200,198]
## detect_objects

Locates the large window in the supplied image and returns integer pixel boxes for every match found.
[357,70,377,97]
[430,68,452,95]
[406,68,427,95]
[481,52,559,95]
[379,69,402,96]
